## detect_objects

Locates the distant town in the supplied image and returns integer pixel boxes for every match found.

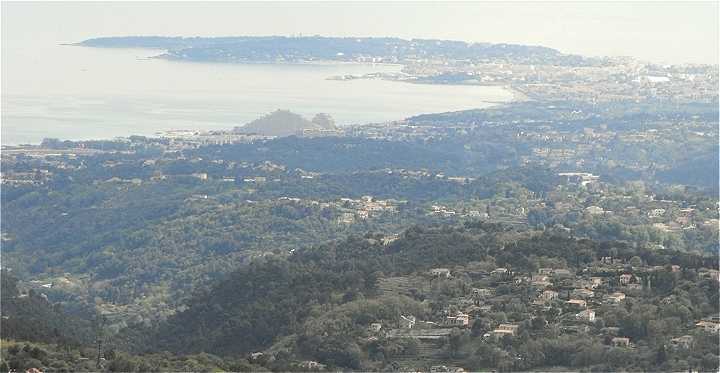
[78,36,719,105]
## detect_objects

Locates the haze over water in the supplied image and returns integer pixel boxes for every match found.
[1,42,512,145]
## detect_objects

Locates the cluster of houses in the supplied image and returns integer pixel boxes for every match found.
[367,257,720,359]
[429,205,490,220]
[0,169,53,186]
[158,130,274,149]
[336,196,403,223]
[558,172,600,187]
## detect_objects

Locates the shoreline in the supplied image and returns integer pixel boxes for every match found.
[73,43,523,99]
[1,97,513,147]
[1,89,517,147]
[5,48,519,146]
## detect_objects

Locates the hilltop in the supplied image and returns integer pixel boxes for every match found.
[234,110,337,137]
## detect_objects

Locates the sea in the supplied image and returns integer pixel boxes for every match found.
[1,43,514,145]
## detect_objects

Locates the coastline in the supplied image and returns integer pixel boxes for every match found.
[72,43,527,104]
[4,47,517,146]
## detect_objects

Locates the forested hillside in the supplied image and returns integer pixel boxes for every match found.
[2,100,718,372]
[1,270,94,347]
[109,222,718,371]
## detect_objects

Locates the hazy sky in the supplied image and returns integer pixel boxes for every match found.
[2,1,719,65]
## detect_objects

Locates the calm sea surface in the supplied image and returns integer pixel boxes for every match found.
[1,44,513,145]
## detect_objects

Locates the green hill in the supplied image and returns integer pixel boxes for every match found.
[114,223,718,371]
